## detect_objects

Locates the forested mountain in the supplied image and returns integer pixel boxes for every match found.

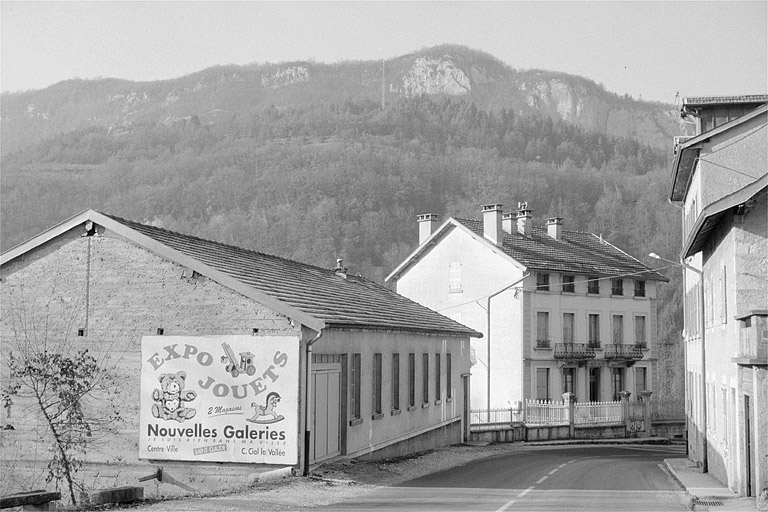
[0,45,684,342]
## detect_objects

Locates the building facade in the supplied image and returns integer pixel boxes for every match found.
[0,210,479,495]
[387,204,667,412]
[670,96,767,497]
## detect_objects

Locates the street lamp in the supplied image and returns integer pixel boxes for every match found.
[649,252,707,473]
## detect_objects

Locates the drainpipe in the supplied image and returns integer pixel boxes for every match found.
[485,273,530,421]
[303,330,323,476]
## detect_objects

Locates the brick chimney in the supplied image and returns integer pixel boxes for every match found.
[502,212,515,234]
[482,204,504,246]
[517,202,532,236]
[546,217,563,240]
[417,213,440,244]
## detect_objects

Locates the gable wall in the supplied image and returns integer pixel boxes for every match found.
[395,227,524,409]
[1,233,299,488]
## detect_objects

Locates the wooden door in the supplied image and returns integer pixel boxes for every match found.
[311,363,341,464]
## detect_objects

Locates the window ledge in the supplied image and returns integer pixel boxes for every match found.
[407,405,417,412]
[391,409,401,416]
[434,399,442,405]
[422,402,430,409]
[349,418,363,427]
[446,397,453,403]
[372,413,384,421]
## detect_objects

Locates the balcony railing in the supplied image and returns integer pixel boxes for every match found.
[604,344,644,361]
[554,343,596,361]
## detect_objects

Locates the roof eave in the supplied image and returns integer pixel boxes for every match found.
[669,104,768,203]
[681,175,768,259]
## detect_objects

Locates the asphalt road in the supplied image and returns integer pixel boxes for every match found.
[325,444,690,511]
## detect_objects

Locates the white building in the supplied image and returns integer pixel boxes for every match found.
[387,204,667,412]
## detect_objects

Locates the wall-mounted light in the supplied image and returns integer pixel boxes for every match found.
[157,328,164,335]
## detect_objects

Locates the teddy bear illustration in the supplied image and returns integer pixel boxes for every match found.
[151,371,197,422]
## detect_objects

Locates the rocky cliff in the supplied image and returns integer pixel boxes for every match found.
[0,45,689,155]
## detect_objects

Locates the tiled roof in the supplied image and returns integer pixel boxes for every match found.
[106,214,480,337]
[454,218,667,281]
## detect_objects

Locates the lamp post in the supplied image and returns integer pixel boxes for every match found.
[649,252,707,472]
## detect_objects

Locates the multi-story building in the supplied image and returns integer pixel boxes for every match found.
[668,96,767,497]
[386,203,667,412]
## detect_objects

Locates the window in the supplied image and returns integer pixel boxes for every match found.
[634,280,646,297]
[391,353,400,412]
[563,313,575,344]
[635,367,647,398]
[435,353,441,402]
[588,276,600,294]
[612,367,625,401]
[588,314,600,347]
[536,312,550,348]
[536,368,550,400]
[351,353,361,420]
[372,353,382,417]
[562,275,575,293]
[447,353,452,399]
[635,316,647,348]
[612,315,624,344]
[563,368,574,394]
[611,278,623,296]
[408,353,415,409]
[449,261,462,293]
[422,354,429,405]
[589,368,600,401]
[536,272,550,291]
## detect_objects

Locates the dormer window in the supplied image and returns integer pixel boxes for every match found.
[562,275,575,293]
[536,273,550,291]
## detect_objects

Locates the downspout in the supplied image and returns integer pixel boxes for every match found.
[485,272,530,420]
[303,329,323,476]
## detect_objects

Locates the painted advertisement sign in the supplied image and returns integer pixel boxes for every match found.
[139,335,299,464]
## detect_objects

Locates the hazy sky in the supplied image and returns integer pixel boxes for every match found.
[1,1,766,103]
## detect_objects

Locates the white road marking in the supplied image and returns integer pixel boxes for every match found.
[548,468,559,475]
[518,487,535,497]
[536,476,548,484]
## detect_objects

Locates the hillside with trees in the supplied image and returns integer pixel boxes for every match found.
[0,46,684,344]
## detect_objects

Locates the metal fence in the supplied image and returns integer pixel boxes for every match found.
[573,400,622,425]
[524,399,569,426]
[469,406,523,430]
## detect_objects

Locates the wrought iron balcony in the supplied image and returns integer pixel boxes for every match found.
[604,344,644,361]
[554,343,596,361]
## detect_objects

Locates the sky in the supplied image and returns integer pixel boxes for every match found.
[1,1,766,103]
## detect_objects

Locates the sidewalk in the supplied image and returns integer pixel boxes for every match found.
[664,458,763,511]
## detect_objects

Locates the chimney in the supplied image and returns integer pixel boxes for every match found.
[417,213,440,244]
[334,258,347,278]
[546,217,563,240]
[517,202,532,236]
[502,212,515,234]
[481,204,504,246]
